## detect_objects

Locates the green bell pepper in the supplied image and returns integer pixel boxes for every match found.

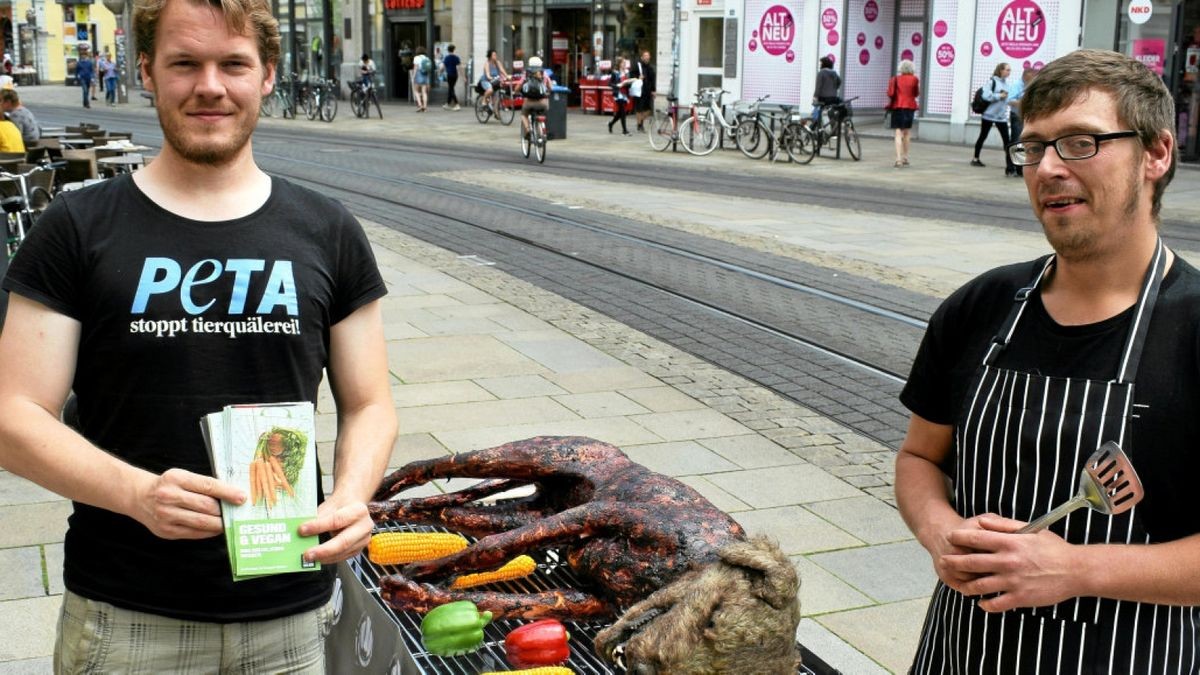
[420,600,493,656]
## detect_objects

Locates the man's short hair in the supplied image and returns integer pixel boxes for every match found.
[0,89,20,105]
[1022,49,1176,219]
[134,0,281,67]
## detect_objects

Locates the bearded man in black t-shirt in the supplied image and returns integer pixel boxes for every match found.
[0,0,396,671]
[896,50,1200,673]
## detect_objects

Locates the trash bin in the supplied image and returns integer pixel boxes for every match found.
[547,85,569,140]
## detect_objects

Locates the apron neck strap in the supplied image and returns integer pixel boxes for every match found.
[1116,237,1167,384]
[983,239,1168,383]
[983,255,1055,367]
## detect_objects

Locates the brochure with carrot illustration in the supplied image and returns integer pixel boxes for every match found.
[201,402,321,581]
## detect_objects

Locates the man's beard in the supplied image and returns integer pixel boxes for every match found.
[1041,164,1142,262]
[156,105,257,166]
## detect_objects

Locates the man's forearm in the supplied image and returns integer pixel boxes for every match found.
[329,401,397,503]
[895,451,961,551]
[1077,534,1200,606]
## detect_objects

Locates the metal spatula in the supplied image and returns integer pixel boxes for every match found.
[1018,441,1144,534]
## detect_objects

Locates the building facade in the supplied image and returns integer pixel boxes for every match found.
[9,0,121,85]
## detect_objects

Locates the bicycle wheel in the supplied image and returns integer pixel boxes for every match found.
[497,93,516,125]
[351,90,366,118]
[260,91,278,118]
[305,91,319,120]
[321,92,337,122]
[844,120,862,160]
[521,123,531,158]
[534,119,547,164]
[679,115,718,156]
[475,96,491,123]
[647,110,674,152]
[782,123,818,165]
[735,119,771,160]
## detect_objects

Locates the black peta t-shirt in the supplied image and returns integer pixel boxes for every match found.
[3,174,387,622]
[900,256,1200,543]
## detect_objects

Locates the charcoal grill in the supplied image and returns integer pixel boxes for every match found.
[327,522,836,675]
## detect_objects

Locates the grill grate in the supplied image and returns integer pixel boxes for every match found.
[354,522,829,675]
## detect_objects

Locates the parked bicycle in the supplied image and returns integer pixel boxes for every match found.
[646,94,696,152]
[350,78,384,119]
[475,78,516,125]
[809,96,862,160]
[3,161,63,260]
[305,77,338,122]
[736,103,816,163]
[680,88,759,156]
[521,110,548,164]
[260,72,298,119]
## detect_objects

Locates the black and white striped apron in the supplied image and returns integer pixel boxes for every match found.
[912,240,1200,674]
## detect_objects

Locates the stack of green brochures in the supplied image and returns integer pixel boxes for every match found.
[201,402,321,581]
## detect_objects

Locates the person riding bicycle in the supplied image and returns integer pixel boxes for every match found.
[359,53,377,90]
[811,55,841,128]
[478,49,509,109]
[519,56,553,141]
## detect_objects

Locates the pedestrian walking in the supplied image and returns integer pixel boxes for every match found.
[441,44,461,110]
[608,57,632,135]
[0,0,397,670]
[970,62,1017,175]
[412,46,431,112]
[897,49,1193,672]
[631,50,655,132]
[886,59,919,167]
[100,50,119,106]
[75,46,95,108]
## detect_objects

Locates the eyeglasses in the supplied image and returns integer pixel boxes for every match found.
[1006,131,1139,166]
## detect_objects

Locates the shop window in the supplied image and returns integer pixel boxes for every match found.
[698,17,722,68]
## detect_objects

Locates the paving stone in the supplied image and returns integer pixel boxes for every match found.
[621,441,739,476]
[387,433,450,470]
[630,409,751,442]
[447,288,502,305]
[0,656,53,674]
[0,595,61,661]
[381,293,464,310]
[389,335,547,383]
[44,544,63,596]
[0,502,72,548]
[405,315,509,336]
[615,386,705,413]
[809,540,937,603]
[697,434,806,469]
[846,474,888,489]
[397,397,579,434]
[473,375,569,399]
[545,366,662,393]
[814,598,930,674]
[382,321,428,340]
[495,332,625,373]
[733,506,863,555]
[790,556,873,617]
[675,476,752,513]
[706,464,861,509]
[0,473,60,507]
[434,417,664,453]
[0,548,44,601]
[391,380,496,408]
[803,496,914,545]
[552,392,651,418]
[315,413,337,443]
[796,618,890,675]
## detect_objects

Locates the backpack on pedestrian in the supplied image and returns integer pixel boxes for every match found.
[419,56,432,77]
[520,73,548,100]
[971,79,994,114]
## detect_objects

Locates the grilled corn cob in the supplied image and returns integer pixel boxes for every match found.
[367,532,468,565]
[477,662,571,667]
[450,555,538,589]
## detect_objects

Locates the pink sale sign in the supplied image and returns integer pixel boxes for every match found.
[821,7,838,29]
[863,0,878,21]
[936,42,955,67]
[757,5,796,56]
[933,20,948,38]
[995,0,1045,59]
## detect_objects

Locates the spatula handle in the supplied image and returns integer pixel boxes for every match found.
[1018,496,1089,534]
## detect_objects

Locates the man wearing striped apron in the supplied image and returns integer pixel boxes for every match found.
[897,49,1197,673]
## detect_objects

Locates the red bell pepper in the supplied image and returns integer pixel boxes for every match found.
[504,619,570,668]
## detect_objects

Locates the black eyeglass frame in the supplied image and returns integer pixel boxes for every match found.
[1006,130,1140,166]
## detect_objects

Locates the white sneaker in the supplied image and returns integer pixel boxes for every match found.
[452,105,461,111]
[442,103,450,109]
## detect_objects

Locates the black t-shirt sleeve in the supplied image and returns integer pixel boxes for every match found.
[331,205,387,324]
[900,295,957,425]
[2,194,86,320]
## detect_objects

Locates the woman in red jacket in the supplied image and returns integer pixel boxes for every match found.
[886,60,920,167]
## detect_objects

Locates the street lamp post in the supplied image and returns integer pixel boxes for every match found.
[101,0,130,103]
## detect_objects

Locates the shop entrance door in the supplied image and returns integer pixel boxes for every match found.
[547,8,591,102]
[390,22,423,100]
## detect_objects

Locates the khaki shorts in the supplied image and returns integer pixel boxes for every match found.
[54,590,335,674]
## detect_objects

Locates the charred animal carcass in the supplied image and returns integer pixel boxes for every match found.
[369,435,802,674]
